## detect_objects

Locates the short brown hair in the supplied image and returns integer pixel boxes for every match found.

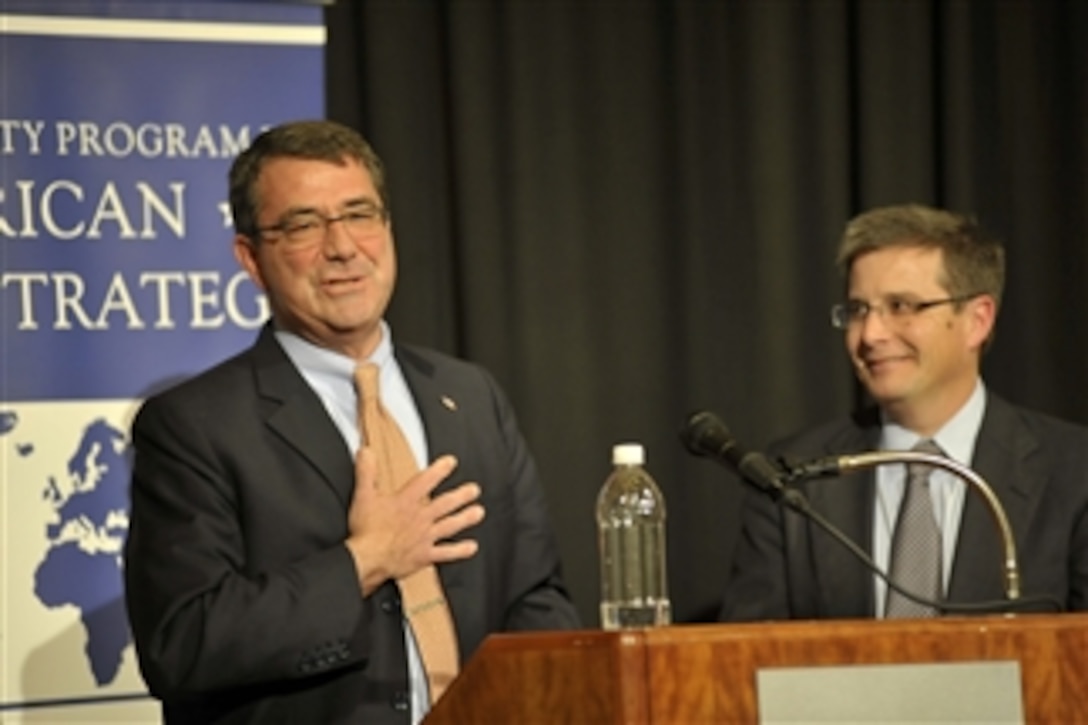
[837,203,1005,311]
[228,119,389,239]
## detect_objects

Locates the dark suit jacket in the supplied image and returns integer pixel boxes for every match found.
[721,393,1088,621]
[123,326,580,724]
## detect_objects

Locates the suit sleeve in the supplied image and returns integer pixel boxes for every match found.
[479,369,581,632]
[123,392,371,701]
[719,484,794,621]
[1052,426,1088,611]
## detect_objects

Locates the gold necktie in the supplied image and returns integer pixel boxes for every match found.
[355,363,460,702]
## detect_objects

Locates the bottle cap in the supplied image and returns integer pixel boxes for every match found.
[612,443,644,466]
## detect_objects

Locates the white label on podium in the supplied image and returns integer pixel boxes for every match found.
[757,660,1023,723]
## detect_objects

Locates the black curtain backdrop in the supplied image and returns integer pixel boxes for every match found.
[323,0,1088,625]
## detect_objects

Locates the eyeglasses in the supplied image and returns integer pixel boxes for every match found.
[830,294,979,330]
[257,204,388,248]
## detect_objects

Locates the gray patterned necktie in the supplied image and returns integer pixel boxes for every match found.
[884,439,944,618]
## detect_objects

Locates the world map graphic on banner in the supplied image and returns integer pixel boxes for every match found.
[1,399,146,709]
[27,416,132,686]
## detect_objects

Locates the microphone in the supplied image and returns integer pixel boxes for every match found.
[681,410,1058,615]
[680,411,789,498]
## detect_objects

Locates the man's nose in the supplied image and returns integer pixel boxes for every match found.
[856,303,892,341]
[321,217,357,257]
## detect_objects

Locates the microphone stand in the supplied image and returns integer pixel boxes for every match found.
[678,410,1054,612]
[792,450,1021,604]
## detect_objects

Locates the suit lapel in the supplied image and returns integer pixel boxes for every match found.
[395,346,472,615]
[396,346,465,498]
[807,418,881,617]
[251,326,354,505]
[948,394,1041,603]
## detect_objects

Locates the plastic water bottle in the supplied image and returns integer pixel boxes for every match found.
[596,442,671,630]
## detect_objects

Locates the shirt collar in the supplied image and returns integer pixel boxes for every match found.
[274,320,395,381]
[880,379,987,466]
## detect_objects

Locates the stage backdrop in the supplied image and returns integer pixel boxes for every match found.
[0,1,324,720]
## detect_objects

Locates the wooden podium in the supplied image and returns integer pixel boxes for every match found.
[425,614,1088,723]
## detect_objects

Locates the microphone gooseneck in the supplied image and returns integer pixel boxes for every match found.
[682,410,1049,614]
[814,450,1021,602]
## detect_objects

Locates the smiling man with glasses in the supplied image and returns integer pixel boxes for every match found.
[123,120,580,724]
[721,203,1088,622]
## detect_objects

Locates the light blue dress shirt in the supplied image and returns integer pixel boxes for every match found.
[276,321,432,724]
[872,380,987,617]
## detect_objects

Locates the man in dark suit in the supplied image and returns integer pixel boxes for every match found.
[721,204,1088,621]
[123,120,580,724]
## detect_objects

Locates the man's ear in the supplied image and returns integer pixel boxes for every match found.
[233,235,266,292]
[966,294,997,350]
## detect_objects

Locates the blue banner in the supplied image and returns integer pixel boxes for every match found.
[1,2,324,717]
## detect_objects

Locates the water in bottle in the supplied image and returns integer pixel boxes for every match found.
[596,442,671,630]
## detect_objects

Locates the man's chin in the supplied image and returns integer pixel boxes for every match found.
[859,377,908,407]
[325,318,380,338]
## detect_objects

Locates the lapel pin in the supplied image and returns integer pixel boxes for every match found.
[441,395,458,412]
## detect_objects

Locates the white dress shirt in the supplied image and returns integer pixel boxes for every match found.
[277,321,432,723]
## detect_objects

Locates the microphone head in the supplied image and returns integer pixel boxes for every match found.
[681,410,735,459]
